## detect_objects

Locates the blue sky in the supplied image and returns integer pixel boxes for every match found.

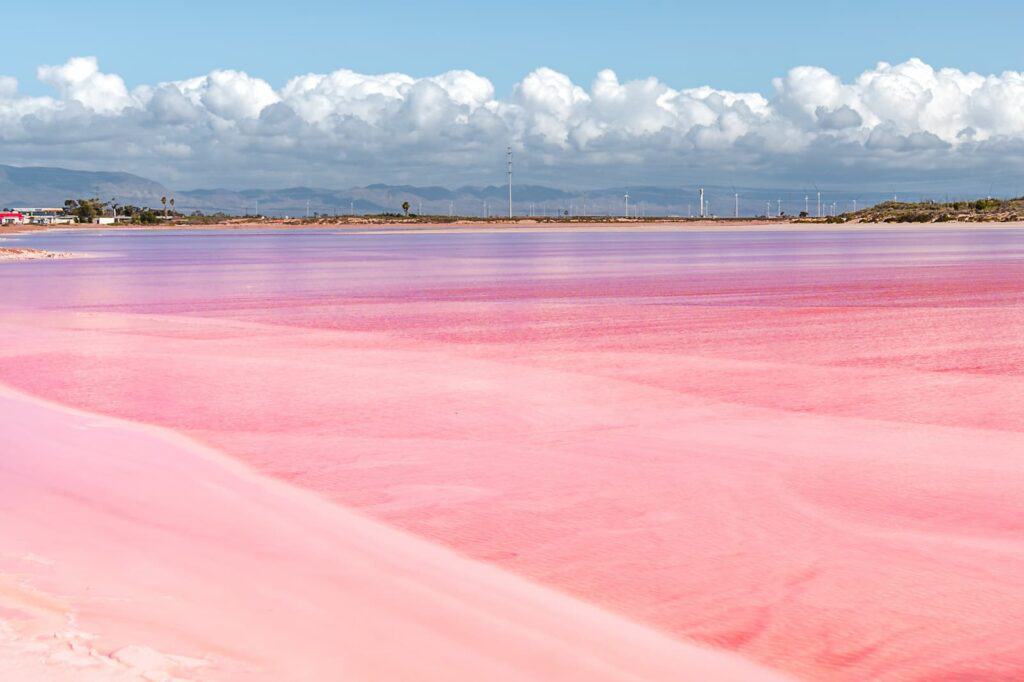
[7,0,1023,96]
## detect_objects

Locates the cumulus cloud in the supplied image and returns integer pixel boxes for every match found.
[37,56,134,115]
[3,55,1024,189]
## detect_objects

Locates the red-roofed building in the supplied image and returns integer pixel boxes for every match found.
[0,211,25,225]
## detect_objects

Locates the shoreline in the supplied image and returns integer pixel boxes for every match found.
[7,219,1024,239]
[0,381,790,681]
[0,247,76,261]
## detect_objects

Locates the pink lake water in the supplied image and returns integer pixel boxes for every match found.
[2,227,1024,680]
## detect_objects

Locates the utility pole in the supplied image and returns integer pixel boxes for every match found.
[507,146,513,219]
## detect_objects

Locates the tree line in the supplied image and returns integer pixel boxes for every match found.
[63,198,171,224]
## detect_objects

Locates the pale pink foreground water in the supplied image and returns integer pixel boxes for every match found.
[2,228,1024,680]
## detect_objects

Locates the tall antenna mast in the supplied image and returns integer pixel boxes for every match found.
[506,146,513,219]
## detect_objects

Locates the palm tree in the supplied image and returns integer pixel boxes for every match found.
[169,197,175,216]
[402,201,410,217]
[161,196,167,217]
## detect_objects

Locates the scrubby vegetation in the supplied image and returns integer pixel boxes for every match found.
[835,197,1024,224]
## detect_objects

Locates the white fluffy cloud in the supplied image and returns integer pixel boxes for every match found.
[36,56,134,115]
[3,56,1024,188]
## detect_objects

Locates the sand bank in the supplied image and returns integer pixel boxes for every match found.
[0,247,75,261]
[0,383,788,681]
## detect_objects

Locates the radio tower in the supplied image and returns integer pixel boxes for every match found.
[506,146,513,219]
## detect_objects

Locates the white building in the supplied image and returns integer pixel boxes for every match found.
[12,208,75,225]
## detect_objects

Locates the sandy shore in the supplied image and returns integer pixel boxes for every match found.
[0,247,75,261]
[0,383,789,681]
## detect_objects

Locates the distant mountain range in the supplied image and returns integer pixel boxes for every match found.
[0,165,168,208]
[0,163,955,218]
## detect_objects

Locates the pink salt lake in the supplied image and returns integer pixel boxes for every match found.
[2,226,1023,680]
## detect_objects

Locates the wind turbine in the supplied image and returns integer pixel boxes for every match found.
[624,193,630,218]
